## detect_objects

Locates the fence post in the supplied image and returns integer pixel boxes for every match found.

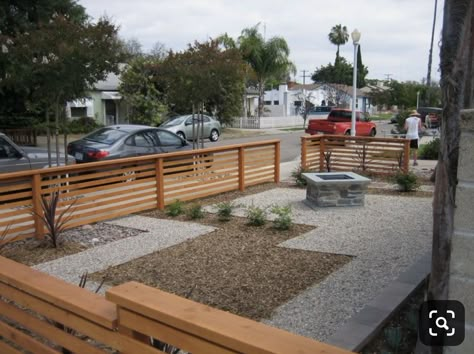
[32,173,44,239]
[403,139,410,173]
[301,137,307,169]
[274,141,280,183]
[319,137,326,172]
[156,158,165,210]
[238,147,245,191]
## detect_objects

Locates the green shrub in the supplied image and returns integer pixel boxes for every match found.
[395,109,412,133]
[292,165,312,187]
[271,205,292,230]
[418,137,440,160]
[187,203,204,219]
[67,117,102,134]
[246,205,267,226]
[166,199,184,217]
[216,202,234,221]
[394,171,419,192]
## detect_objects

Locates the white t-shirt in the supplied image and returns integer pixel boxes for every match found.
[405,116,421,140]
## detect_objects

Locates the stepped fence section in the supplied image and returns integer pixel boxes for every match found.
[0,140,280,242]
[301,135,410,175]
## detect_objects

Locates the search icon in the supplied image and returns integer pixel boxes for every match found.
[436,316,449,330]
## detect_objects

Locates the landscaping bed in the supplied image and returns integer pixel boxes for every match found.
[90,212,351,321]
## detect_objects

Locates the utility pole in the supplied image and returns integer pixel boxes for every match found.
[385,74,392,82]
[300,70,309,117]
[300,70,310,85]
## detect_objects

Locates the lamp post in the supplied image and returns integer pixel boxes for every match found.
[351,29,361,137]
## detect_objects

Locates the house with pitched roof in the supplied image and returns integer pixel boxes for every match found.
[66,67,128,125]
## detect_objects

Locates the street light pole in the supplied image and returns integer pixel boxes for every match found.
[351,29,361,137]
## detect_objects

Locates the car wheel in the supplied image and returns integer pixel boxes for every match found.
[209,129,219,142]
[176,132,185,140]
[344,130,351,136]
[370,128,376,137]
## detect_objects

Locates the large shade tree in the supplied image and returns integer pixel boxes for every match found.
[238,24,295,117]
[0,0,88,116]
[1,1,124,164]
[417,1,474,353]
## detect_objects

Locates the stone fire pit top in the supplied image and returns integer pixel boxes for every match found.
[302,172,371,184]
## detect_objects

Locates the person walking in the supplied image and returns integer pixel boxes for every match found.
[404,110,423,166]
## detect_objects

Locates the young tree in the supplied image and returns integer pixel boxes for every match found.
[328,24,349,62]
[120,57,167,125]
[238,24,295,117]
[356,45,368,88]
[158,40,246,125]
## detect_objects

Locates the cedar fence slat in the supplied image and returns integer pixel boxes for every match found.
[301,135,410,174]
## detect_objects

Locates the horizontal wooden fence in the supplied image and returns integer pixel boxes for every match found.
[301,135,410,175]
[2,128,37,146]
[0,256,351,353]
[0,140,280,242]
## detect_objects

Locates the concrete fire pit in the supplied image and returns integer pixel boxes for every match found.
[302,172,371,208]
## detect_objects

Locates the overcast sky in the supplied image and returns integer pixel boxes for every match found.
[78,0,444,83]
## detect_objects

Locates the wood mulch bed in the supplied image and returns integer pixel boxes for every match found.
[90,211,351,321]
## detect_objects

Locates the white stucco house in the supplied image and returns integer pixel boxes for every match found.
[263,82,372,117]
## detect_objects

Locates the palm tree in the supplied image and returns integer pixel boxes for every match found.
[328,24,349,62]
[238,24,295,117]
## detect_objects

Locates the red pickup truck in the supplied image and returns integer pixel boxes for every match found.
[305,108,377,136]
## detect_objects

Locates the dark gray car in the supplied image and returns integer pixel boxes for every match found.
[67,125,192,163]
[0,133,72,173]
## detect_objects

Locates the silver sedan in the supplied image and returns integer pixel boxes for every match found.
[160,115,221,142]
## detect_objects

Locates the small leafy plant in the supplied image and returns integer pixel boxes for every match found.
[246,205,267,226]
[418,137,440,160]
[216,202,234,221]
[394,171,420,192]
[271,205,293,230]
[32,190,76,248]
[292,165,312,187]
[187,203,204,219]
[166,199,184,217]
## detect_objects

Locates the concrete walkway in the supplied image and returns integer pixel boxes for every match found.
[34,216,215,291]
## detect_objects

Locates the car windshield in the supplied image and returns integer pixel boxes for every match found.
[162,117,187,127]
[84,127,129,145]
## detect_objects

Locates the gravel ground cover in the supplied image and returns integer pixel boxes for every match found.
[0,223,143,266]
[213,188,433,341]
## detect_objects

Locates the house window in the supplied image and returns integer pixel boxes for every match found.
[264,101,272,105]
[273,100,279,105]
[70,107,87,118]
